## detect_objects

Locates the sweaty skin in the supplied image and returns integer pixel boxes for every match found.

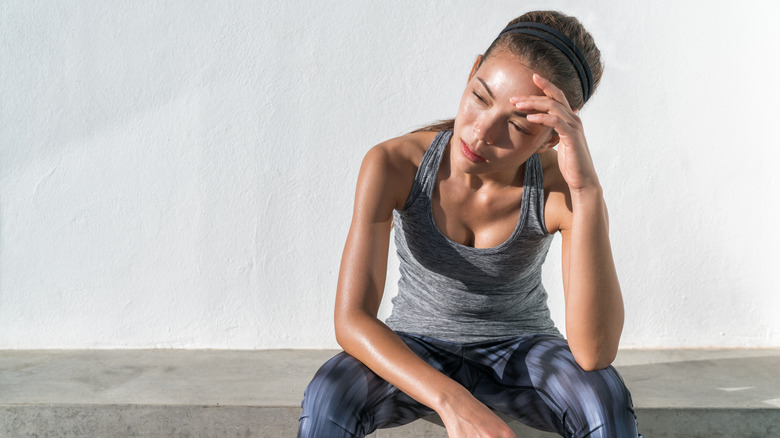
[334,53,624,438]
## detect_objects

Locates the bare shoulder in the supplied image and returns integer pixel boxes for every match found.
[359,131,439,211]
[539,149,573,233]
[367,131,435,170]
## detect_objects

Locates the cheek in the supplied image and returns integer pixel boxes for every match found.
[458,99,480,122]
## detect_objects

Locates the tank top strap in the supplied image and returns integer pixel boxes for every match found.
[525,152,549,235]
[401,130,451,211]
[401,131,548,235]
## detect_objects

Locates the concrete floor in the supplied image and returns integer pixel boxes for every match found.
[1,349,779,437]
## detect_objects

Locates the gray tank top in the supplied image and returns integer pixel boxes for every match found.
[386,131,561,342]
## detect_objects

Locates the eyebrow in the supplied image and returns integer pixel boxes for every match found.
[476,77,529,118]
[476,77,495,100]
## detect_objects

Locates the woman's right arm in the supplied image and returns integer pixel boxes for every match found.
[334,140,516,438]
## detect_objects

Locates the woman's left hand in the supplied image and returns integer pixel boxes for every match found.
[511,74,600,193]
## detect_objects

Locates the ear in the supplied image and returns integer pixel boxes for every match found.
[540,129,560,152]
[468,55,484,83]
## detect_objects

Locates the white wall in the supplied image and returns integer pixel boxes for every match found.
[1,0,778,349]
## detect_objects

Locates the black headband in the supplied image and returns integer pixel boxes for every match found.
[497,22,593,103]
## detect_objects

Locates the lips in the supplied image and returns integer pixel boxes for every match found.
[460,139,486,163]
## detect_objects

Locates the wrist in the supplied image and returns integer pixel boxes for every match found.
[432,382,471,418]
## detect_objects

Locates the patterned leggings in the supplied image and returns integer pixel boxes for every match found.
[298,332,640,438]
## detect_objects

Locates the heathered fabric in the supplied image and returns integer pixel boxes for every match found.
[386,130,561,342]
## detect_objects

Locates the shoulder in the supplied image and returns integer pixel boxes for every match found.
[364,131,436,172]
[538,149,573,233]
[358,131,439,211]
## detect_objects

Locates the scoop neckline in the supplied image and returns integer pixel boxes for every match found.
[427,139,532,254]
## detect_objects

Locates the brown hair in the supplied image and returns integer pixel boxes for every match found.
[412,10,603,133]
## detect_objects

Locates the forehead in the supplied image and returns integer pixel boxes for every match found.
[473,54,544,98]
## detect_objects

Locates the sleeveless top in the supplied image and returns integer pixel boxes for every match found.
[385,131,561,343]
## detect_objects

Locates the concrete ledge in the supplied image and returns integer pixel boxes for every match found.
[2,349,779,437]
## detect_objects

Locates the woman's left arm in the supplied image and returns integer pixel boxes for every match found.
[515,74,624,371]
[559,186,624,371]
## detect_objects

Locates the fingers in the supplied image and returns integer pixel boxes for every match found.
[512,96,567,115]
[525,112,564,128]
[532,73,571,110]
[509,74,581,134]
[512,98,581,134]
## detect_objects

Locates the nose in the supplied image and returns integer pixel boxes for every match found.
[473,114,499,145]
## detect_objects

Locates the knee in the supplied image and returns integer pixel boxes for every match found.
[588,365,634,410]
[532,341,633,409]
[562,366,638,436]
[574,368,638,437]
[524,338,637,436]
[554,366,637,437]
[526,338,626,396]
[299,353,371,437]
[302,352,366,411]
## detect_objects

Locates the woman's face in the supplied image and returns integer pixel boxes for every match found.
[452,53,556,175]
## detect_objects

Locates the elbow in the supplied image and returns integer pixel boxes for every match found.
[334,326,347,350]
[333,312,352,349]
[566,313,624,371]
[576,357,614,372]
[334,325,354,351]
[572,348,618,372]
[333,308,372,351]
[569,335,620,371]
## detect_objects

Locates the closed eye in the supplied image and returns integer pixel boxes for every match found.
[472,91,487,104]
[510,121,530,135]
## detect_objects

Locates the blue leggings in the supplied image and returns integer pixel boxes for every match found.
[298,332,639,437]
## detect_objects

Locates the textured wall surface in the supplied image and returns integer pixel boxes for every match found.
[1,0,778,349]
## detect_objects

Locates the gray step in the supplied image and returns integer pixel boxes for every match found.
[1,349,779,437]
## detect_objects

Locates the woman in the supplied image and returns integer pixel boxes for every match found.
[299,10,640,438]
